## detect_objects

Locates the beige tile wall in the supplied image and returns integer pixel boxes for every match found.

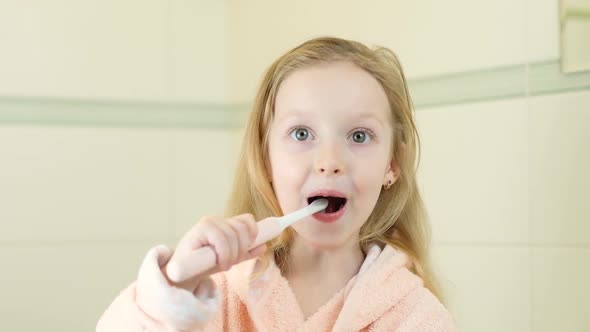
[1,1,588,331]
[1,243,152,330]
[532,247,590,332]
[0,0,169,101]
[416,97,532,331]
[529,91,590,246]
[419,90,590,331]
[227,0,528,102]
[416,99,530,244]
[0,1,233,330]
[0,126,171,243]
[0,125,237,331]
[432,245,532,331]
[171,129,238,242]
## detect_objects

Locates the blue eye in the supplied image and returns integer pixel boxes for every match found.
[290,128,310,141]
[350,130,372,143]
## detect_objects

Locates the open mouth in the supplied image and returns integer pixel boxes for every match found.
[307,196,347,214]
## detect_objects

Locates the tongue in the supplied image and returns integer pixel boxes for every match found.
[324,201,338,213]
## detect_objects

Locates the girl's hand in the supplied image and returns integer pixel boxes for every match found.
[163,214,267,293]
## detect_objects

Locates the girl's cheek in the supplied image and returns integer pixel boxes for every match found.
[282,139,314,153]
[272,148,305,174]
[349,142,381,154]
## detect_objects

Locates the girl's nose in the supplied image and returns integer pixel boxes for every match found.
[314,145,345,175]
[317,165,342,174]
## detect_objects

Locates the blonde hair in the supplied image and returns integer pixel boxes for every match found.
[224,36,443,301]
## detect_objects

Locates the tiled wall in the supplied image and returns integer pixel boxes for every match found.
[228,0,531,101]
[0,126,239,330]
[1,0,589,331]
[421,90,590,331]
[0,1,235,330]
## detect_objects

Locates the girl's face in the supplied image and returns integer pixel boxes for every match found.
[268,61,398,249]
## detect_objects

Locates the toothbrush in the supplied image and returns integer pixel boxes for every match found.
[166,198,328,283]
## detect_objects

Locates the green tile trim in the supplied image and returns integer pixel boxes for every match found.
[0,97,249,128]
[528,60,590,95]
[409,64,527,108]
[410,59,590,108]
[562,7,590,20]
[1,59,589,127]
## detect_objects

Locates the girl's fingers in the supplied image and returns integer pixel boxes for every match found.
[173,213,263,282]
[233,213,258,241]
[228,219,252,262]
[217,221,240,270]
[204,225,231,271]
[186,216,222,251]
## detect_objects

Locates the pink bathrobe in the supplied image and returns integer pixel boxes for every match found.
[96,243,455,331]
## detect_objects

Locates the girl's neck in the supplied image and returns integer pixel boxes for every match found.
[282,235,365,281]
[280,235,366,319]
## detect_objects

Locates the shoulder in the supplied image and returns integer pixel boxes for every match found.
[372,284,456,332]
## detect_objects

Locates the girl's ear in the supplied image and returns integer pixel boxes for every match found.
[384,158,401,185]
[265,156,273,184]
[384,141,406,185]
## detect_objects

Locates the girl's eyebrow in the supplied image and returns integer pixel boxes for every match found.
[276,108,387,127]
[352,111,387,128]
[274,109,310,122]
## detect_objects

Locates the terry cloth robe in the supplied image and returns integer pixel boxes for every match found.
[96,243,456,331]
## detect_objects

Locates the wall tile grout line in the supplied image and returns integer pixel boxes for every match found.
[527,56,536,332]
[4,240,589,249]
[1,60,589,128]
[434,241,590,249]
[0,238,164,248]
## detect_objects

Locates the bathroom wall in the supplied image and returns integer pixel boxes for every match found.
[0,1,236,330]
[1,0,589,330]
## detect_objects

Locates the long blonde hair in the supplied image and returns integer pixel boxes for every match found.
[224,36,443,301]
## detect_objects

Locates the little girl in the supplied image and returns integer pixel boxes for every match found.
[97,36,456,331]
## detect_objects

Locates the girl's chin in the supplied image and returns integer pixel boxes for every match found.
[291,228,353,249]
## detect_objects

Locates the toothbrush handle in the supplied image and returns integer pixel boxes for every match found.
[250,217,281,247]
[165,217,282,283]
[165,246,217,283]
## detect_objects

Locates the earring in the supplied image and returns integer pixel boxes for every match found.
[383,179,392,190]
